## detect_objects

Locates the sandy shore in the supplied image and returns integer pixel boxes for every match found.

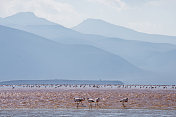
[0,85,175,110]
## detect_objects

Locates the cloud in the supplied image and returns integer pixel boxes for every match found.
[146,0,176,8]
[88,0,128,11]
[0,0,83,27]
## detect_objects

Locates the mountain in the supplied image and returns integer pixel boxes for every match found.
[0,25,144,82]
[140,49,176,84]
[143,49,176,73]
[73,18,176,45]
[0,12,56,26]
[0,12,90,45]
[1,12,176,67]
[1,12,176,84]
[84,37,176,67]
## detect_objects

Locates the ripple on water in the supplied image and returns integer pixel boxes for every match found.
[0,109,176,117]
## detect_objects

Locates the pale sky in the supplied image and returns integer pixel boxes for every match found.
[0,0,176,36]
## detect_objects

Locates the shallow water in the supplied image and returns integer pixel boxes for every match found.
[0,109,175,117]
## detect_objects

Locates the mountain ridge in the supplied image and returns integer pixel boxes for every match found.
[2,12,57,26]
[73,18,176,44]
[1,12,176,84]
[0,25,145,82]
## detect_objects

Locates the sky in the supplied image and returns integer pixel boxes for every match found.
[0,0,176,36]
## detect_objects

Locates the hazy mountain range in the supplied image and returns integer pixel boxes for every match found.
[1,25,143,81]
[0,12,176,84]
[73,18,176,45]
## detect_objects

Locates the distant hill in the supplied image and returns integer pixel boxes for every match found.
[73,18,176,45]
[1,12,176,69]
[0,25,143,81]
[143,49,176,74]
[1,12,176,84]
[0,12,89,44]
[0,12,56,26]
[0,80,123,85]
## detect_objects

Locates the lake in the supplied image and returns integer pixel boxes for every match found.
[0,109,175,117]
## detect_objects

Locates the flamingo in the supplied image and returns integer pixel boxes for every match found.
[74,98,85,109]
[87,98,100,109]
[95,98,100,108]
[87,98,94,109]
[120,98,128,108]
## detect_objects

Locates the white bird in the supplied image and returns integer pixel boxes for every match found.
[87,98,100,109]
[74,98,85,109]
[87,98,94,109]
[120,98,128,108]
[120,98,128,103]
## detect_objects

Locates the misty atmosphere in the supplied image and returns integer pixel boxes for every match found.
[0,12,176,84]
[0,1,176,116]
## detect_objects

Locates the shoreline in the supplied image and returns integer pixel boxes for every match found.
[0,85,175,110]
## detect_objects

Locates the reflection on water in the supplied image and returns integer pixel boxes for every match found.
[0,109,175,117]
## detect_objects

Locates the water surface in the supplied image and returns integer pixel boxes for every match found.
[0,109,175,117]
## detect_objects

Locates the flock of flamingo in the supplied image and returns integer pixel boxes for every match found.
[0,84,175,90]
[0,84,175,109]
[74,97,128,109]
